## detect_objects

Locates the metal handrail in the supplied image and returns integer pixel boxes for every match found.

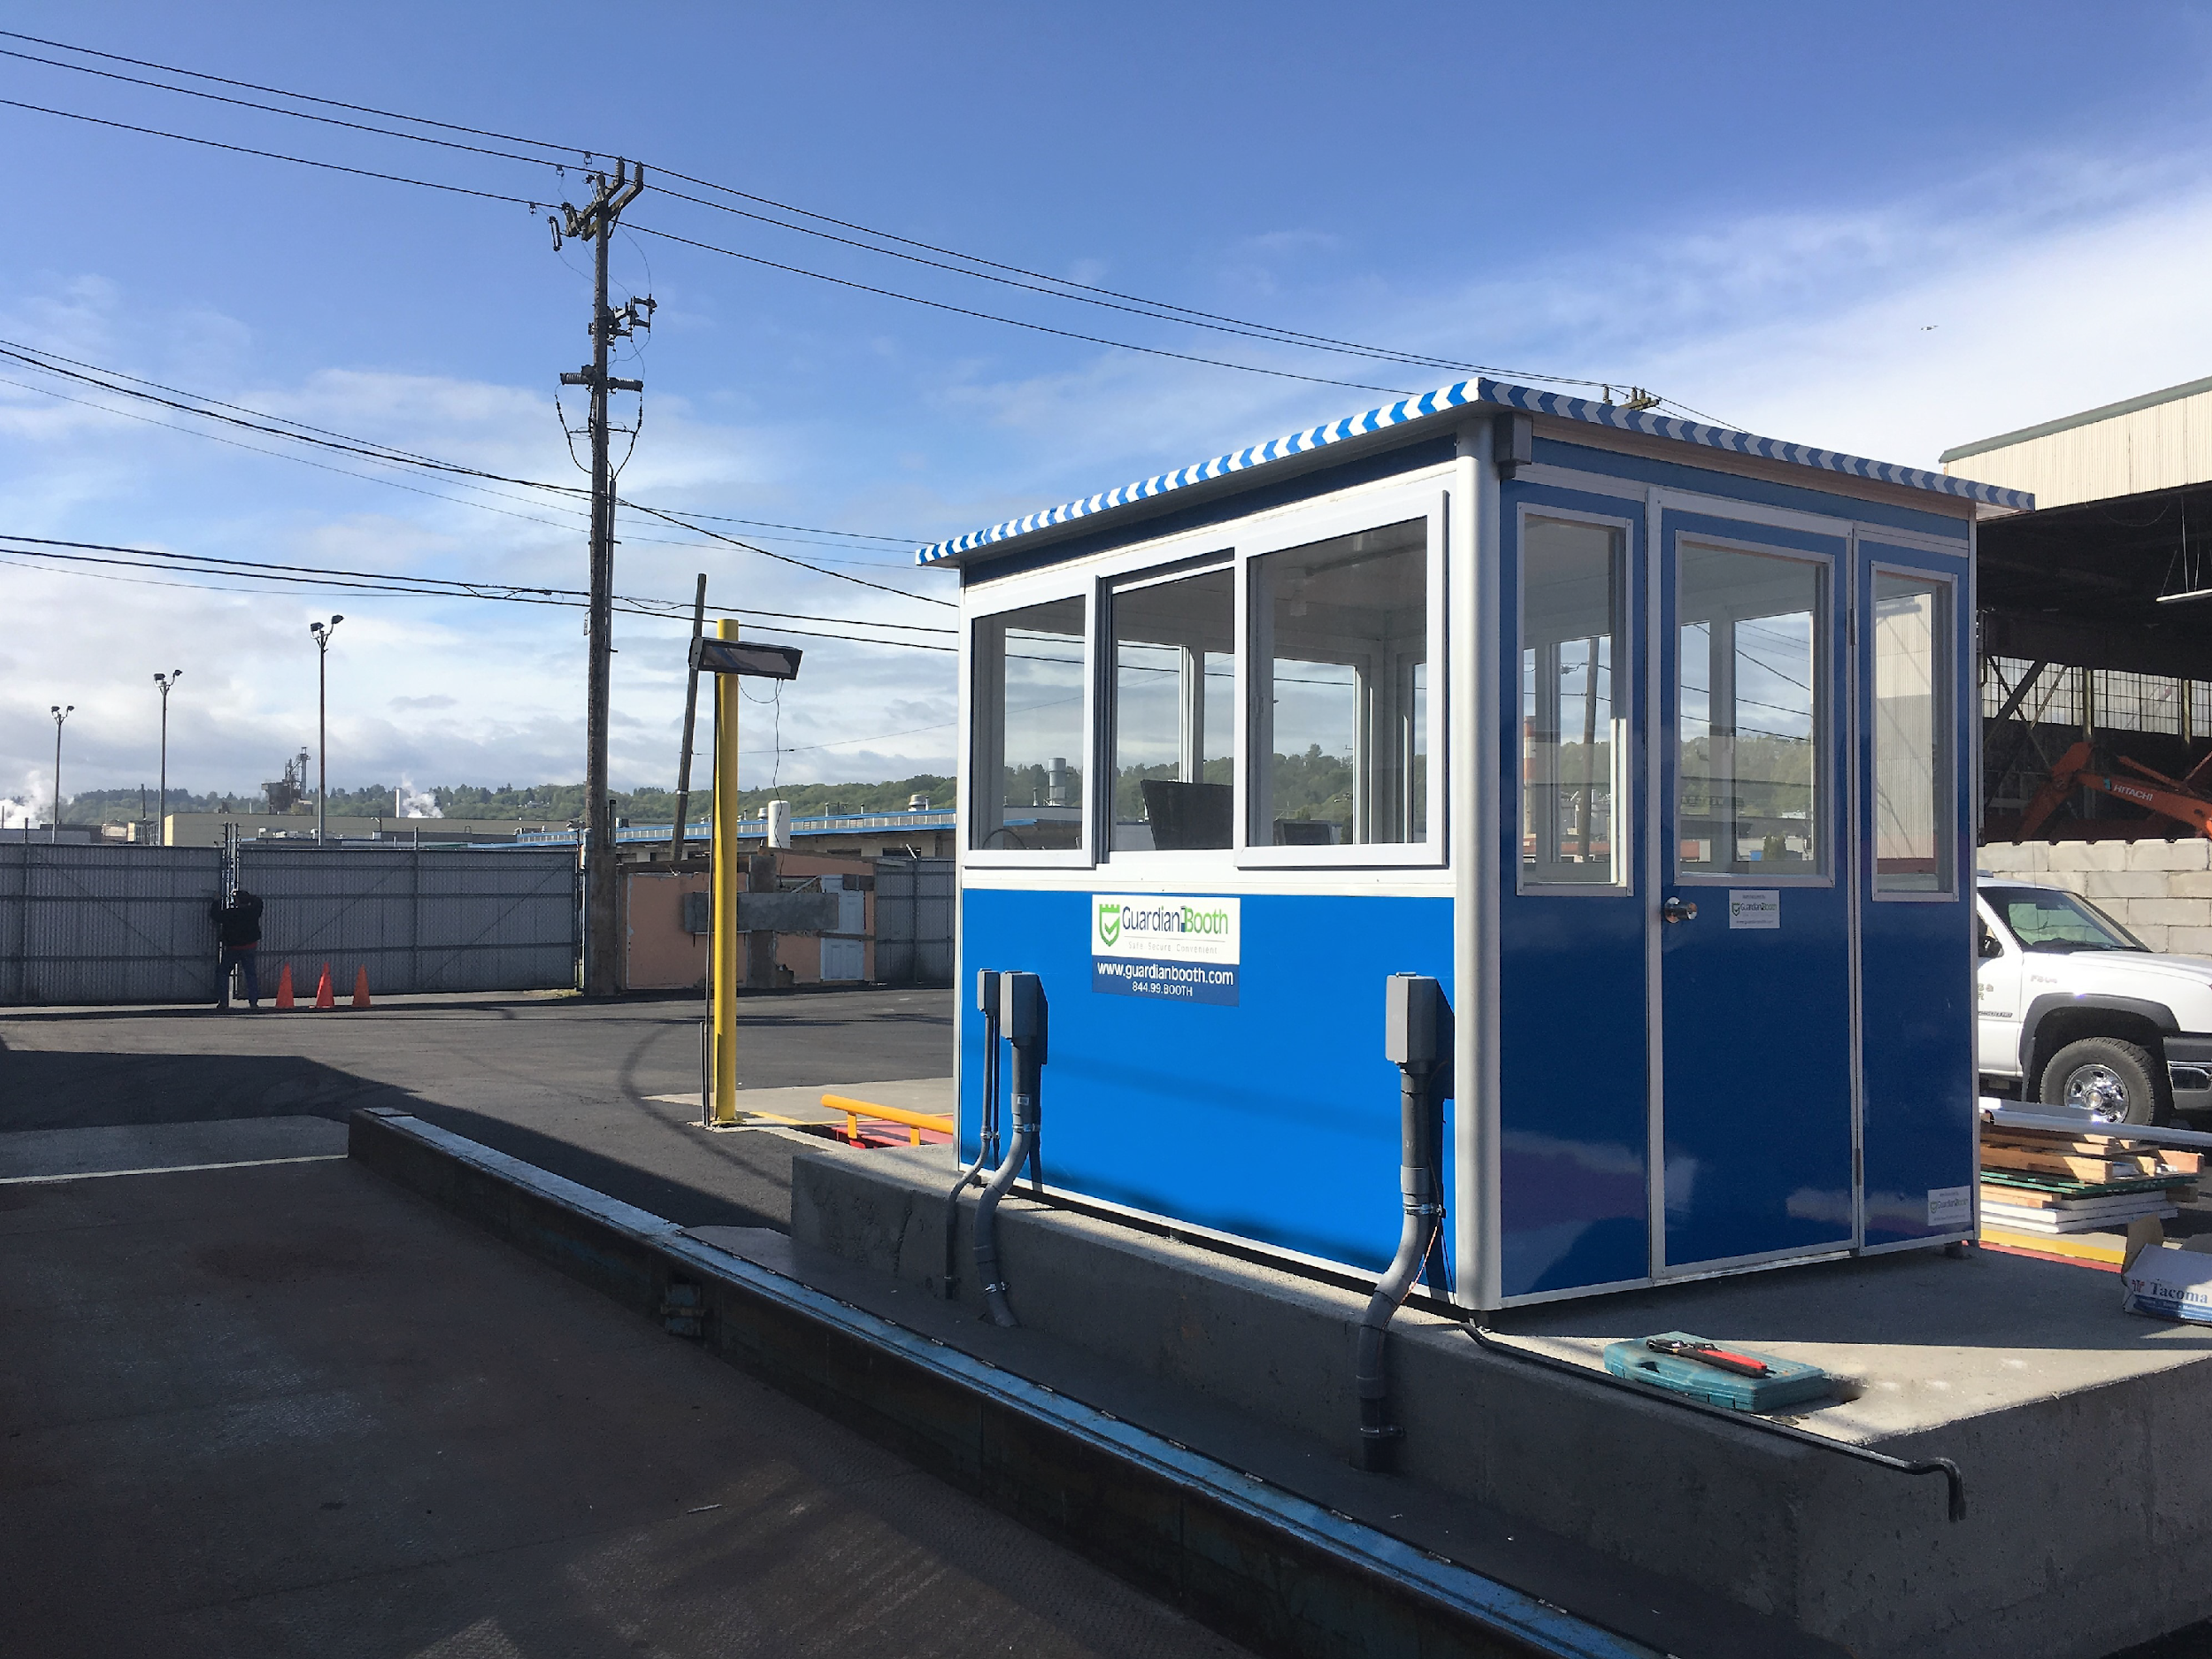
[821,1093,953,1147]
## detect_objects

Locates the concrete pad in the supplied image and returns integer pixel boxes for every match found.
[793,1142,2212,1658]
[0,1115,346,1181]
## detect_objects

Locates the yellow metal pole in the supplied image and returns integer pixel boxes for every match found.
[710,618,741,1125]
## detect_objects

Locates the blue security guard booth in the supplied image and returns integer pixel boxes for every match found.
[921,381,2031,1309]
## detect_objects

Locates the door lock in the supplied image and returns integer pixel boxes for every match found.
[1661,895,1699,925]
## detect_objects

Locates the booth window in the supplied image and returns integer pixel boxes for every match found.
[971,596,1086,852]
[1872,572,1953,894]
[1111,565,1234,851]
[1678,545,1826,877]
[1248,518,1427,848]
[1521,517,1624,885]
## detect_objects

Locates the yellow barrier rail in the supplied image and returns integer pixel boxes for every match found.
[820,1093,954,1148]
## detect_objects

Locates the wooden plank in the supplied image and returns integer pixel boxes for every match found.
[1983,1132,2200,1175]
[1980,1144,2165,1182]
[1983,1182,2199,1211]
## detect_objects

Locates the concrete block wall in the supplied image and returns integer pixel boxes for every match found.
[1979,837,2212,954]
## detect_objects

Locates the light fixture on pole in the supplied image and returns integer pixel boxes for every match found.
[153,669,182,847]
[49,703,73,843]
[309,617,343,846]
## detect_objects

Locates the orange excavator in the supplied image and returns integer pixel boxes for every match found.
[2018,741,2212,839]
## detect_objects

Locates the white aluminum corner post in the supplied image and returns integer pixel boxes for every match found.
[1453,417,1503,1310]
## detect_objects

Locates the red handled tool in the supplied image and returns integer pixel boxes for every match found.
[1644,1335,1771,1378]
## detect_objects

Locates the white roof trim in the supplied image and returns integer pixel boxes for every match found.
[916,377,2032,565]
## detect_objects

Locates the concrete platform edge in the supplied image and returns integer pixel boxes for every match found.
[345,1108,1658,1659]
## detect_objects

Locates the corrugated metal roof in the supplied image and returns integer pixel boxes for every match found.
[917,376,2032,566]
[1940,373,2212,465]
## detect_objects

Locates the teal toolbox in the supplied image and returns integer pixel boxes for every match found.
[1602,1331,1833,1412]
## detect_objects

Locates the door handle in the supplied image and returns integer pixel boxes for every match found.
[1661,895,1698,925]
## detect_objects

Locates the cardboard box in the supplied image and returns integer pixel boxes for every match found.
[2120,1247,2212,1324]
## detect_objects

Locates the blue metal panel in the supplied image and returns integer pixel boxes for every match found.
[1856,541,1978,1247]
[1657,509,1855,1268]
[959,887,1454,1272]
[1496,483,1652,1297]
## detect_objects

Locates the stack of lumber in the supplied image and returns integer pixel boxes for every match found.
[1981,1125,2199,1236]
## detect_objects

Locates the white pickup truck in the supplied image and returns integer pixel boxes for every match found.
[1978,878,2212,1125]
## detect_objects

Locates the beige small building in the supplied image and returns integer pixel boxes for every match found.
[620,852,876,993]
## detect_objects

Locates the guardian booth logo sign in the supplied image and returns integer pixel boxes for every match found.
[1091,895,1240,1005]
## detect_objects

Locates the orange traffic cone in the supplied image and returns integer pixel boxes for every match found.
[351,966,372,1010]
[274,963,296,1010]
[313,963,334,1010]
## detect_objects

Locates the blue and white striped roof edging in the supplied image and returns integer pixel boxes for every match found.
[914,377,2034,565]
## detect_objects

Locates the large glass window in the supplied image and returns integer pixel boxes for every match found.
[1872,572,1953,893]
[1677,545,1825,876]
[1521,517,1624,885]
[1111,566,1234,851]
[1248,518,1427,848]
[971,596,1086,852]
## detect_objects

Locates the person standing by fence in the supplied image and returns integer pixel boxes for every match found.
[209,887,265,1010]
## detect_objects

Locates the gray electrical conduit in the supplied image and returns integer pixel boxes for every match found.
[1462,1323,1966,1523]
[970,1118,1034,1328]
[942,975,1000,1301]
[1354,1064,1443,1471]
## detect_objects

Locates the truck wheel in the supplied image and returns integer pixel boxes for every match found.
[2039,1037,2174,1126]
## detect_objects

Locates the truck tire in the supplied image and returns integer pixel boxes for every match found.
[2038,1037,2174,1126]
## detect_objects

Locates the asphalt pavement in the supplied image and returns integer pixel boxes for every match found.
[0,987,951,1230]
[0,1119,1244,1659]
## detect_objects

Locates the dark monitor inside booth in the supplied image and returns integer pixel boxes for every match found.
[1140,779,1233,849]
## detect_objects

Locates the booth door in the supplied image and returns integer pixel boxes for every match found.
[1655,513,1855,1272]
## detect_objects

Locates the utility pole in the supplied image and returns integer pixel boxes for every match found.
[154,669,182,847]
[310,618,343,844]
[553,160,651,996]
[49,704,72,842]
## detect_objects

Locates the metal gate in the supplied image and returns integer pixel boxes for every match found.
[0,842,226,1005]
[872,857,953,986]
[237,847,579,995]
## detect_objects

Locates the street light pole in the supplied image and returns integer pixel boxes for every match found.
[309,618,343,845]
[49,703,72,843]
[153,669,182,847]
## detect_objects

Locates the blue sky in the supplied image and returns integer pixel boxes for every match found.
[5,2,2212,815]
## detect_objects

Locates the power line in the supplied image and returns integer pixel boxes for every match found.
[0,337,955,603]
[0,32,1587,388]
[0,534,959,649]
[0,90,1404,401]
[621,500,955,605]
[4,28,1617,391]
[0,42,571,171]
[649,180,1599,387]
[0,27,589,157]
[626,221,1413,398]
[0,35,1620,396]
[0,335,923,556]
[0,95,537,206]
